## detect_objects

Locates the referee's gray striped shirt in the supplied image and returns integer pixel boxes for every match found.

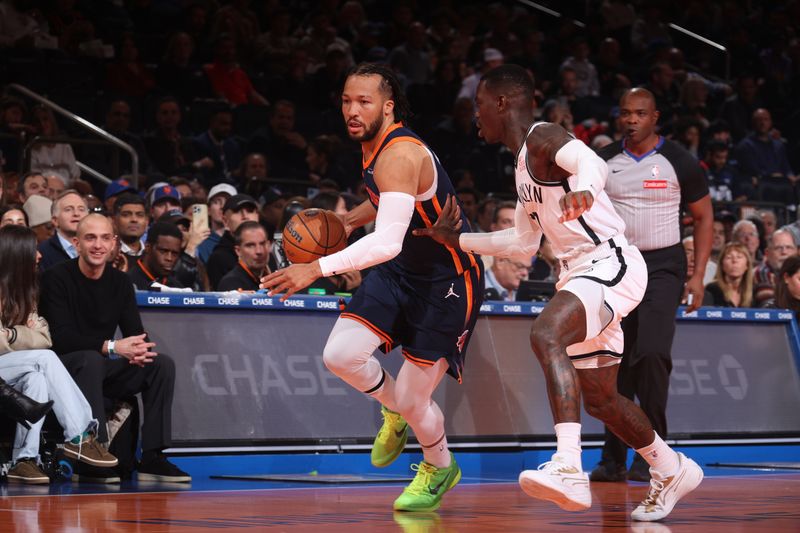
[599,138,708,252]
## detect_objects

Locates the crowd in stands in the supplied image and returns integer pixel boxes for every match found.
[0,0,799,482]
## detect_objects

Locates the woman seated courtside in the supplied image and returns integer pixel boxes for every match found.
[0,225,118,483]
[703,242,753,308]
[770,255,800,314]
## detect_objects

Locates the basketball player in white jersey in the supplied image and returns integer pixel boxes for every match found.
[415,65,703,522]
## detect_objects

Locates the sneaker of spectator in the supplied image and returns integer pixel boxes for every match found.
[72,463,122,484]
[137,451,191,483]
[6,458,49,485]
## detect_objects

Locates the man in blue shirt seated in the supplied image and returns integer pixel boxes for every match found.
[38,190,88,271]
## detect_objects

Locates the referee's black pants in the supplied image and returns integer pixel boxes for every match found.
[58,350,176,452]
[599,243,687,468]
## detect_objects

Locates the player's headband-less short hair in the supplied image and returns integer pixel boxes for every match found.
[346,63,411,124]
[480,64,536,101]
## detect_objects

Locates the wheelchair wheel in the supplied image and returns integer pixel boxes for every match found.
[57,460,73,480]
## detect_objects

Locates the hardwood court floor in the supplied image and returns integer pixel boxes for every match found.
[0,473,798,532]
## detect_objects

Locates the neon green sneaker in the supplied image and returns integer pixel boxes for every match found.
[392,511,441,532]
[393,453,461,512]
[371,406,408,468]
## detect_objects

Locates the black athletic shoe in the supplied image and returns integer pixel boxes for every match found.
[72,462,121,484]
[627,456,652,482]
[589,461,628,482]
[137,454,191,483]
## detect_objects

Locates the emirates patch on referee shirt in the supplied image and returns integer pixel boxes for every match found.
[643,180,668,189]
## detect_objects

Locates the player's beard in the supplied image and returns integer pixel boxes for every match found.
[348,115,384,142]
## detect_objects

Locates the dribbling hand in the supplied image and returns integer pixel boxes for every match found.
[558,191,594,223]
[412,194,462,249]
[260,262,323,302]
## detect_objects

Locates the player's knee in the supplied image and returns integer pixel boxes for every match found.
[322,342,349,377]
[582,389,616,420]
[394,394,427,420]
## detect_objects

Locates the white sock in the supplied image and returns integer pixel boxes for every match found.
[421,432,451,469]
[554,422,582,470]
[636,432,680,477]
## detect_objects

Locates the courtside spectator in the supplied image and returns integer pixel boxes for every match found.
[44,172,66,201]
[103,178,137,214]
[40,214,189,483]
[772,256,800,313]
[23,195,54,244]
[197,183,236,264]
[682,235,717,286]
[732,219,762,262]
[206,194,259,289]
[38,190,88,271]
[84,100,150,179]
[0,225,118,484]
[218,221,271,291]
[127,222,184,290]
[484,257,529,301]
[456,187,479,227]
[29,106,80,185]
[735,108,797,204]
[113,193,147,258]
[703,242,754,308]
[203,34,267,106]
[753,229,797,307]
[1,205,28,227]
[248,100,308,179]
[17,172,48,203]
[149,185,181,222]
[143,97,202,177]
[159,209,209,290]
[192,107,242,186]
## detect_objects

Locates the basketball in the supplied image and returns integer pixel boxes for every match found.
[282,209,347,264]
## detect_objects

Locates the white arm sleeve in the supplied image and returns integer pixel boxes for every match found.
[555,139,609,196]
[458,202,541,258]
[318,192,415,276]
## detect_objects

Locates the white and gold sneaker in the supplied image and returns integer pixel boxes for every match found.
[518,454,591,511]
[631,452,703,522]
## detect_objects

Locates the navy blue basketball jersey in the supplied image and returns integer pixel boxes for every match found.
[361,123,480,283]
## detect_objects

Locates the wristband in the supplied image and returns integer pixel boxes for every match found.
[107,340,116,356]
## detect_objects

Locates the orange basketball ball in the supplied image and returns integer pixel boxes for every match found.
[282,209,347,264]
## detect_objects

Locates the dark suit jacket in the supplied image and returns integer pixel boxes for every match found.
[38,233,72,272]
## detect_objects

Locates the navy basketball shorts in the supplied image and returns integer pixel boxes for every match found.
[341,263,484,382]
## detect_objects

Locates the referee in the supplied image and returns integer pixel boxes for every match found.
[591,88,713,482]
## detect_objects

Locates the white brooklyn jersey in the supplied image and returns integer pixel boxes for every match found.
[515,123,627,264]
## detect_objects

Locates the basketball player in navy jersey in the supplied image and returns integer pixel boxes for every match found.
[416,65,702,522]
[260,63,484,512]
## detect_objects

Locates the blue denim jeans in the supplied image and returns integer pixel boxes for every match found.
[0,349,97,461]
